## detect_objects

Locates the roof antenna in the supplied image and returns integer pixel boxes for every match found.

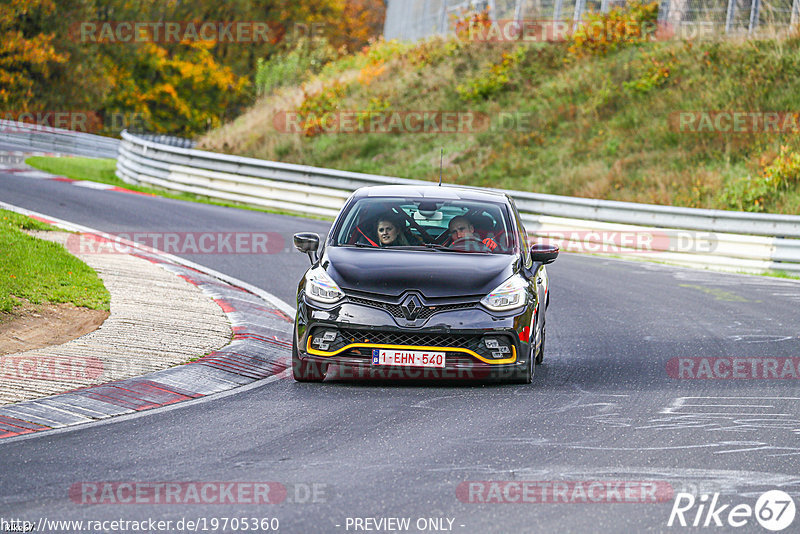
[439,148,443,186]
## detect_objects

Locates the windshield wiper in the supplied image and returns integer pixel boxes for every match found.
[423,243,451,251]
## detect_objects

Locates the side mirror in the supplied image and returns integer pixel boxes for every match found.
[294,233,320,264]
[530,243,559,264]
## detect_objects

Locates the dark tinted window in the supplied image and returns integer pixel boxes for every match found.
[333,196,517,254]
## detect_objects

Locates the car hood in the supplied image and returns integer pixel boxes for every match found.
[323,246,518,298]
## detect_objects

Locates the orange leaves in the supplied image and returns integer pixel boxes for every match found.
[0,0,56,26]
[330,0,386,52]
[0,0,383,135]
[357,61,386,85]
[0,30,67,109]
[568,1,660,58]
[453,8,492,41]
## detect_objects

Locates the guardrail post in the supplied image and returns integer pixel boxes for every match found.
[513,0,524,25]
[572,0,586,31]
[487,0,497,20]
[748,0,760,34]
[725,0,736,33]
[553,0,563,21]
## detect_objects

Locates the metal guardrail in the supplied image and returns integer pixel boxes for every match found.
[7,123,792,275]
[129,133,196,149]
[0,119,119,159]
[117,131,800,275]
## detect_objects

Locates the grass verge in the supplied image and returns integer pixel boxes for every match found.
[0,209,110,314]
[25,156,120,185]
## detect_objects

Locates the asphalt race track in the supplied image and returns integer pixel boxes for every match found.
[2,169,800,533]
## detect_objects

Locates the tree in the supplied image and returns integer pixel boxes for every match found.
[0,0,67,110]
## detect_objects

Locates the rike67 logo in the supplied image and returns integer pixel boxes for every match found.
[668,490,796,531]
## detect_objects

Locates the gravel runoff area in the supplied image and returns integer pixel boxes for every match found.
[0,231,232,405]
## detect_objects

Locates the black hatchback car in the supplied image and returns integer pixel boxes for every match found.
[291,185,558,383]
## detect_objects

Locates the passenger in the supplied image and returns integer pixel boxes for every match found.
[375,215,410,247]
[447,216,499,251]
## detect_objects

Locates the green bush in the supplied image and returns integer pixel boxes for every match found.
[456,46,525,101]
[763,145,800,188]
[255,38,338,97]
[623,52,675,95]
[296,82,347,136]
[721,146,800,211]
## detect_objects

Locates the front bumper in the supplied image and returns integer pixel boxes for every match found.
[295,294,534,380]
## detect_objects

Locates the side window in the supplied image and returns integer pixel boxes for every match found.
[509,198,530,265]
[335,201,363,246]
[477,208,509,250]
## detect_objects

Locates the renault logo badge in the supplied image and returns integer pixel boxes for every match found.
[400,294,423,320]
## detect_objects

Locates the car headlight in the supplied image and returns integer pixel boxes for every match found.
[305,266,344,304]
[481,274,528,312]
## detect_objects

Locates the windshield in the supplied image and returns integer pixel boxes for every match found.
[332,196,517,254]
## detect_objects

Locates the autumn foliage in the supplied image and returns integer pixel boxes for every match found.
[0,0,68,110]
[568,1,660,57]
[0,0,385,136]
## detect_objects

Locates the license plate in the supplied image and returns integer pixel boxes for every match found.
[371,349,445,368]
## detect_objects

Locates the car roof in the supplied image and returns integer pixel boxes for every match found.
[350,184,511,203]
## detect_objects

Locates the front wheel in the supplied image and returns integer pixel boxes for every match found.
[511,346,534,384]
[535,328,546,365]
[292,331,327,382]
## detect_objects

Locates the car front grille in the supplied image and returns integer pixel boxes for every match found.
[338,329,485,352]
[347,296,475,320]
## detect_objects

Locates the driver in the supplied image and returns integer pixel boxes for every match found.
[447,216,499,251]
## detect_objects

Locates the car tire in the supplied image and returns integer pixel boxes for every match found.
[511,345,534,384]
[292,331,327,382]
[535,328,546,365]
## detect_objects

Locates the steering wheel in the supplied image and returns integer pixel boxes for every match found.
[450,235,490,251]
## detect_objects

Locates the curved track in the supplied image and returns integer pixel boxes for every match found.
[2,169,800,532]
